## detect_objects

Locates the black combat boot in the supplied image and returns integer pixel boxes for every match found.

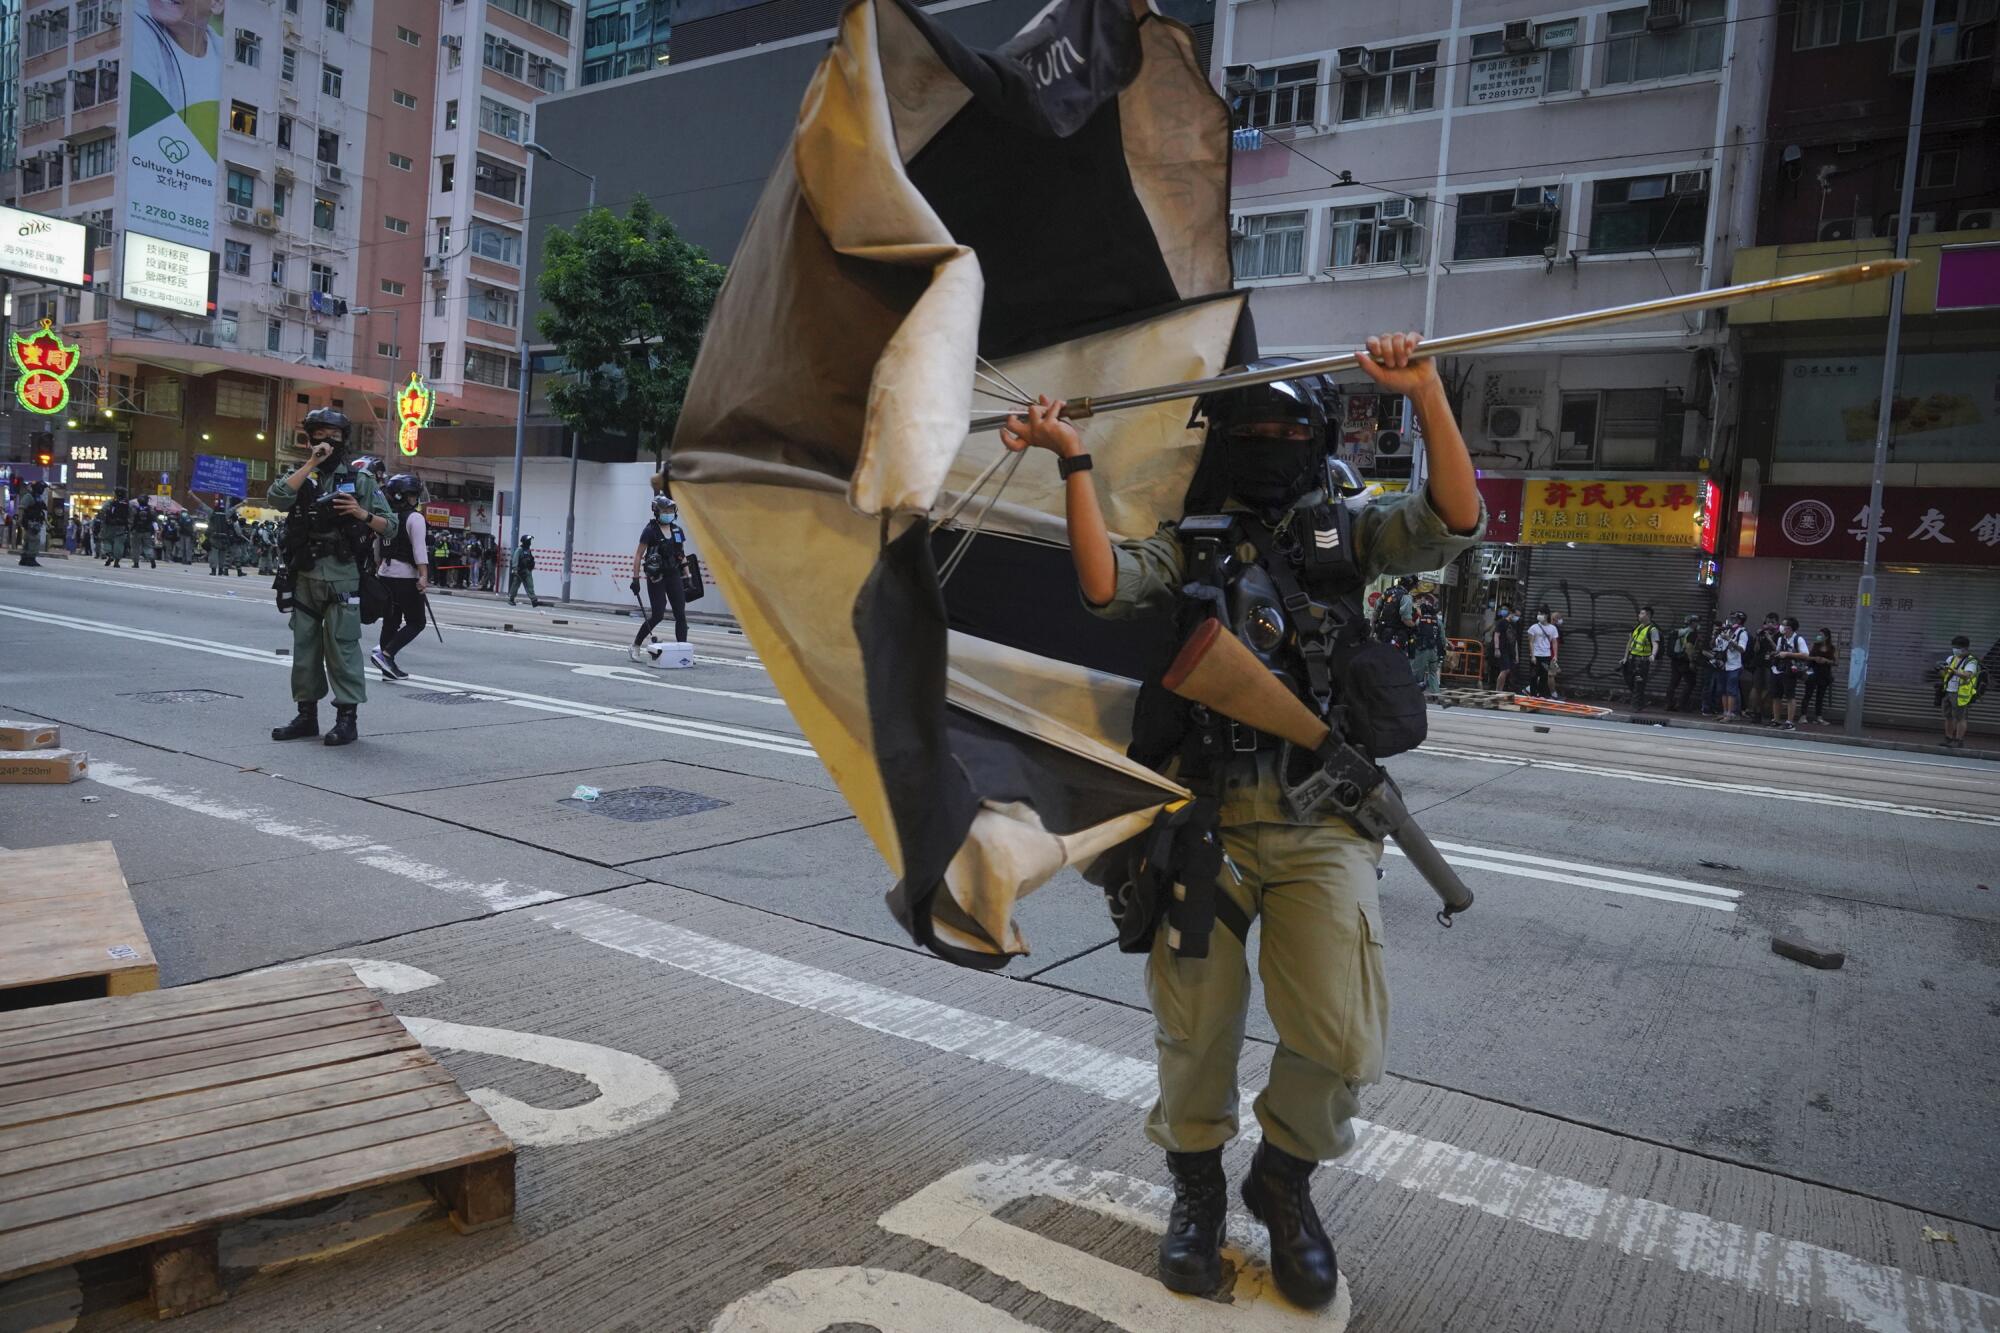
[323,704,358,747]
[271,702,319,741]
[1241,1141,1338,1309]
[1159,1149,1227,1295]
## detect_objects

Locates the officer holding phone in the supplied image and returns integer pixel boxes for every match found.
[265,408,394,746]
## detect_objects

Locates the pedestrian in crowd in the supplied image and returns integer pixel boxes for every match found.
[1489,604,1518,692]
[268,408,395,747]
[508,534,541,607]
[629,494,691,661]
[84,514,98,555]
[1527,605,1560,698]
[1622,604,1662,709]
[1707,612,1749,720]
[1802,627,1836,725]
[15,481,48,567]
[1741,613,1779,721]
[1666,613,1702,712]
[1939,636,1983,749]
[1766,616,1810,730]
[372,474,431,680]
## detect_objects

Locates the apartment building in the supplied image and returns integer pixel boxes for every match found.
[581,0,668,85]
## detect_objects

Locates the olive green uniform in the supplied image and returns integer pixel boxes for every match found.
[1088,487,1483,1164]
[267,467,392,707]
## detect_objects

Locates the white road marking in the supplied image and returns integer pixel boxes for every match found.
[533,896,2000,1333]
[878,1156,1348,1330]
[88,761,565,912]
[1418,742,2000,827]
[713,1268,1038,1332]
[540,659,785,705]
[0,605,815,758]
[1387,841,1741,913]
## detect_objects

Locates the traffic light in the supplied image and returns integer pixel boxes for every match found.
[31,432,54,468]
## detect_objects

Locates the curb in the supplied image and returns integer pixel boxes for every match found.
[1617,711,2000,762]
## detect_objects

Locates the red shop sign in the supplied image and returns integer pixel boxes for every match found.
[1752,486,2000,567]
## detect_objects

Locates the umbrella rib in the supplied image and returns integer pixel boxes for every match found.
[976,356,1034,404]
[971,380,1031,407]
[931,448,1012,532]
[937,447,1025,588]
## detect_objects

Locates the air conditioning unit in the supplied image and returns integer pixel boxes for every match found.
[1670,170,1707,196]
[103,2,121,24]
[254,208,278,230]
[1891,24,1963,74]
[424,254,446,272]
[1816,216,1874,242]
[1486,404,1539,440]
[1502,19,1535,51]
[1513,185,1558,211]
[1378,196,1417,226]
[1374,429,1405,456]
[1646,0,1685,29]
[274,162,294,179]
[69,70,94,86]
[1222,63,1258,97]
[441,34,462,50]
[235,27,257,43]
[1335,46,1371,75]
[227,204,253,225]
[1957,209,1996,230]
[282,289,308,311]
[320,164,344,184]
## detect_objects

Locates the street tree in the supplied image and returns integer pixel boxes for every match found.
[535,196,725,462]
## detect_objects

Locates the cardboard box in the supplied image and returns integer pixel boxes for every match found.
[0,721,60,750]
[0,749,89,784]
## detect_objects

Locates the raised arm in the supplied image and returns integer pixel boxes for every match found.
[999,396,1116,607]
[1355,333,1480,535]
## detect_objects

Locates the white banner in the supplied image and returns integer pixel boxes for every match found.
[123,9,223,254]
[121,232,213,317]
[0,207,90,286]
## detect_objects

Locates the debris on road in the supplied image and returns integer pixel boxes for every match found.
[1922,1226,1958,1244]
[503,623,516,632]
[276,648,289,655]
[1533,725,1551,733]
[1771,936,1845,970]
[1700,859,1740,871]
[80,795,100,803]
[571,785,601,802]
[552,619,569,625]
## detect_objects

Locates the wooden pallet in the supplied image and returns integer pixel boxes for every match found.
[1439,689,1613,718]
[0,842,157,1008]
[0,964,514,1318]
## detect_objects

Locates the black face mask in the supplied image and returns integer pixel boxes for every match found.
[1220,438,1320,510]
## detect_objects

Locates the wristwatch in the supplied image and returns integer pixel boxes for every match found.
[1058,452,1093,480]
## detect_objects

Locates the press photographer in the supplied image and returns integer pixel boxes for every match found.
[265,408,394,747]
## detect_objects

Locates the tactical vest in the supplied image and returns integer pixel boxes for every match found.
[384,509,420,567]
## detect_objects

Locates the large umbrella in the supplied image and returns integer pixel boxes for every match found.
[674,0,1234,969]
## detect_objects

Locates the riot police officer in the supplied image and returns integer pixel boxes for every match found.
[1003,333,1484,1309]
[16,481,49,567]
[266,408,394,746]
[101,489,132,567]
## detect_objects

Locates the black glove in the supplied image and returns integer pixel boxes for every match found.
[629,578,640,595]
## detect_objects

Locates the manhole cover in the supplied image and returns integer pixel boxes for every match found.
[402,690,485,705]
[559,786,730,823]
[124,689,242,704]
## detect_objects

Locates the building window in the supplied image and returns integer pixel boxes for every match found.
[74,137,117,180]
[398,25,422,45]
[1454,187,1560,259]
[324,0,349,33]
[1604,0,1726,83]
[1328,201,1424,267]
[394,89,419,109]
[277,115,293,150]
[444,100,460,131]
[1233,211,1307,278]
[1919,148,1959,189]
[223,240,253,276]
[485,34,528,80]
[282,47,297,81]
[214,380,265,419]
[271,253,288,286]
[1796,0,1892,46]
[381,278,407,296]
[469,285,519,326]
[76,0,103,38]
[465,348,519,388]
[1234,62,1318,130]
[1339,43,1439,121]
[490,0,574,39]
[385,215,411,234]
[312,330,329,362]
[229,101,259,137]
[310,261,337,294]
[436,220,453,255]
[468,223,524,266]
[1600,389,1667,467]
[1468,20,1578,96]
[317,130,340,165]
[1589,172,1707,251]
[434,288,449,316]
[274,183,291,217]
[439,157,456,191]
[226,169,257,208]
[473,157,524,204]
[322,63,344,98]
[478,97,528,143]
[235,29,262,65]
[134,449,177,474]
[389,151,414,171]
[314,196,336,231]
[25,9,68,59]
[377,341,402,360]
[528,57,568,94]
[429,344,446,379]
[63,292,83,324]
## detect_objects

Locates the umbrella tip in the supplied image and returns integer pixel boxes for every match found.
[1849,257,1919,280]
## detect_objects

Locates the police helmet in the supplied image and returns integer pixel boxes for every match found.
[651,495,677,518]
[300,407,352,442]
[114,488,128,501]
[350,455,383,477]
[384,473,426,507]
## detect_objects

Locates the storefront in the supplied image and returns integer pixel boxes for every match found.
[1743,484,2000,734]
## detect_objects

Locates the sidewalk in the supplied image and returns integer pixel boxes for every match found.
[424,581,741,628]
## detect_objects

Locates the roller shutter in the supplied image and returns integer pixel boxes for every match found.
[1521,545,1708,693]
[1786,562,2000,735]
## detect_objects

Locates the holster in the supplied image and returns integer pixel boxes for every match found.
[1097,796,1227,958]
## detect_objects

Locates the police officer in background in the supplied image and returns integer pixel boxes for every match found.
[16,481,48,566]
[207,499,237,576]
[1003,333,1484,1310]
[101,488,132,567]
[507,533,541,607]
[267,408,394,747]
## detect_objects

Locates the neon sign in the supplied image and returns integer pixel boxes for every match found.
[395,371,435,456]
[12,319,80,416]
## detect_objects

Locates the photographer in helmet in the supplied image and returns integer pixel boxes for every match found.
[265,407,395,746]
[1002,332,1483,1310]
[371,473,431,680]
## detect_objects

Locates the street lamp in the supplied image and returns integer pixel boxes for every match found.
[521,141,598,604]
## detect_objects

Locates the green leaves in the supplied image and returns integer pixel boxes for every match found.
[535,196,724,459]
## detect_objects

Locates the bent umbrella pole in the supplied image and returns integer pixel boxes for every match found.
[967,260,1914,434]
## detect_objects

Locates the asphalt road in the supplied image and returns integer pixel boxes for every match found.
[2,556,1997,1333]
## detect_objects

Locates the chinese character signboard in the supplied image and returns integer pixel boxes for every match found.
[190,454,249,499]
[395,372,435,456]
[0,207,90,287]
[1467,53,1546,104]
[121,9,222,254]
[1519,478,1703,547]
[120,232,214,317]
[1774,353,1998,461]
[64,440,116,488]
[12,319,80,416]
[1754,486,2000,567]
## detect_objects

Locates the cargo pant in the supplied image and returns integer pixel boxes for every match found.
[508,569,536,604]
[18,526,40,562]
[104,530,128,564]
[1146,814,1388,1165]
[289,572,367,706]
